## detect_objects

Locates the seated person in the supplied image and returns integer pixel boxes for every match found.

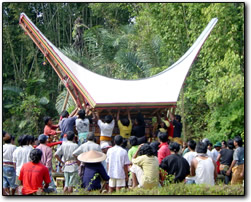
[160,142,190,183]
[77,150,109,191]
[130,144,159,189]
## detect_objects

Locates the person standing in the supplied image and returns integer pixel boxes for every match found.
[75,109,92,145]
[59,110,77,141]
[106,135,130,192]
[217,139,234,184]
[36,134,56,192]
[3,131,17,195]
[226,136,244,185]
[157,132,171,164]
[54,131,79,193]
[190,142,217,186]
[13,135,33,193]
[19,149,51,195]
[183,140,197,184]
[43,116,61,139]
[117,109,132,140]
[96,111,115,146]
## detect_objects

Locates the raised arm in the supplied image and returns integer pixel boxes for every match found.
[117,109,120,121]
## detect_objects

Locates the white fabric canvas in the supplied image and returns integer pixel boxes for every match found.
[19,13,217,108]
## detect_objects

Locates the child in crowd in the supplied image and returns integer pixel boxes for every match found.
[106,135,130,192]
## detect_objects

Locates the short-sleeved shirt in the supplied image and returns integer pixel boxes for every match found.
[44,124,58,136]
[132,155,159,188]
[211,149,219,162]
[118,120,132,139]
[219,148,234,166]
[158,142,171,164]
[73,141,101,156]
[233,147,244,166]
[3,143,16,164]
[59,117,77,137]
[172,120,182,138]
[76,118,90,134]
[19,162,50,195]
[83,163,110,191]
[98,119,115,138]
[55,141,79,172]
[13,145,33,176]
[36,144,53,171]
[128,145,139,162]
[106,145,130,179]
[160,154,190,183]
[131,124,145,138]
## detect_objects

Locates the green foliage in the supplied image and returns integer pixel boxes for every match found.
[2,2,244,144]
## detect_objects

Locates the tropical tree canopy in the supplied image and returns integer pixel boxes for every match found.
[2,3,244,144]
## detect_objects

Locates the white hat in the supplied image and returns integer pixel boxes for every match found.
[100,142,112,150]
[77,150,106,163]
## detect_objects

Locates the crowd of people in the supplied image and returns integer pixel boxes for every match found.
[3,108,244,195]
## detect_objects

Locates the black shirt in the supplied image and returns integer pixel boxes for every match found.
[219,148,234,166]
[160,154,190,182]
[172,120,182,138]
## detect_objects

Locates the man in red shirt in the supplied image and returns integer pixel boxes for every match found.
[19,149,51,195]
[157,132,171,164]
[43,116,61,141]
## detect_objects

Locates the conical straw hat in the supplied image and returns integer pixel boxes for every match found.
[77,150,106,163]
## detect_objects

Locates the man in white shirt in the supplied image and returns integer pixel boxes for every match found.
[211,142,221,162]
[3,132,17,195]
[183,140,197,184]
[13,135,33,189]
[96,111,115,146]
[106,135,130,192]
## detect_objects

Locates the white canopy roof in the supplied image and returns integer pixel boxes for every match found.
[19,13,217,109]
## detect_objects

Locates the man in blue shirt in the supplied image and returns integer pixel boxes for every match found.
[59,110,77,140]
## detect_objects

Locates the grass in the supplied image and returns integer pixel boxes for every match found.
[48,183,244,196]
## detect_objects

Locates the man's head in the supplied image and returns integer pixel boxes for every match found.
[227,139,234,149]
[30,149,43,164]
[66,131,75,141]
[175,115,181,122]
[104,115,113,124]
[213,142,222,151]
[187,140,196,151]
[86,132,96,142]
[121,117,130,127]
[138,144,154,157]
[129,136,138,147]
[61,110,69,118]
[158,132,168,143]
[169,142,180,153]
[18,135,30,146]
[78,109,86,119]
[38,134,48,144]
[234,136,243,147]
[196,142,208,154]
[114,135,123,146]
[43,116,52,125]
